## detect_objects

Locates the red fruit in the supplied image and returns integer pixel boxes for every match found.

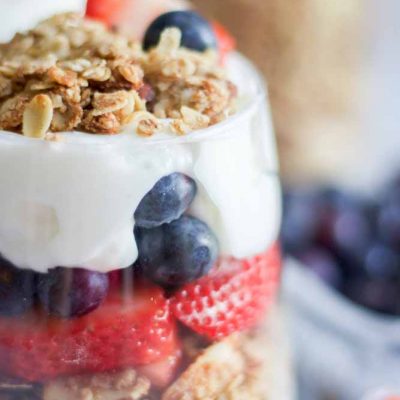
[86,0,129,27]
[0,284,178,382]
[86,0,188,39]
[212,21,236,64]
[138,347,182,388]
[171,244,281,340]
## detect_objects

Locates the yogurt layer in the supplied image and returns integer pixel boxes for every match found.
[0,53,280,273]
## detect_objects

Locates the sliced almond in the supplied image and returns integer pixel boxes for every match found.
[22,94,53,139]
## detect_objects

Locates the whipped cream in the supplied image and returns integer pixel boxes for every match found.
[0,53,281,273]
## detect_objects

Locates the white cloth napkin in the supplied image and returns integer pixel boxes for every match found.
[282,260,400,400]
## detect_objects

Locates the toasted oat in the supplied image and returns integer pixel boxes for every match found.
[156,28,182,56]
[0,13,237,137]
[170,119,190,136]
[0,94,31,130]
[133,111,160,137]
[181,106,210,129]
[43,368,150,400]
[0,76,12,98]
[81,64,112,82]
[118,64,144,88]
[47,66,77,87]
[92,91,130,116]
[23,94,53,138]
[81,111,121,135]
[162,335,245,400]
[165,308,295,400]
[51,102,83,132]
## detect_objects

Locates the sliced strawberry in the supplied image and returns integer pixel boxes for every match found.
[86,0,130,27]
[138,347,182,388]
[212,21,236,64]
[86,0,189,39]
[171,244,281,340]
[0,284,178,382]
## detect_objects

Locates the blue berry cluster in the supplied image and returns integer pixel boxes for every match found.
[134,173,219,288]
[281,174,400,315]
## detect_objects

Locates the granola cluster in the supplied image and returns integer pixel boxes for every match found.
[43,369,150,400]
[0,13,237,138]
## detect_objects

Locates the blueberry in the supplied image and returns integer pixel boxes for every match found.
[330,200,373,263]
[363,243,400,280]
[38,268,109,318]
[385,175,400,207]
[344,278,400,315]
[135,215,219,287]
[0,257,35,316]
[281,189,322,254]
[298,248,343,289]
[143,11,217,52]
[134,173,197,229]
[378,204,400,250]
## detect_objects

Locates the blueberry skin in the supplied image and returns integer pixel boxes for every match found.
[281,189,324,254]
[38,268,109,318]
[343,278,400,315]
[134,173,197,229]
[298,248,343,290]
[378,204,400,250]
[0,258,35,316]
[363,243,400,280]
[135,215,219,287]
[143,11,217,52]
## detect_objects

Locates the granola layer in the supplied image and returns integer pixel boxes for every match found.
[0,13,237,138]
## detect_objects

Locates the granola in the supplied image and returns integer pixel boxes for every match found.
[0,13,237,138]
[43,369,151,400]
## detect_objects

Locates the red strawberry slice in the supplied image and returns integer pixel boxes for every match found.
[0,284,178,382]
[86,0,188,39]
[86,0,129,28]
[212,21,236,64]
[171,244,281,340]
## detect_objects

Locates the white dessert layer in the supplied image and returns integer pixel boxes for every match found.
[0,53,281,273]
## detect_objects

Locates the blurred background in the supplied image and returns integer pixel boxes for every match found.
[192,1,400,399]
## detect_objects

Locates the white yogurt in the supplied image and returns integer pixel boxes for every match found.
[0,54,281,273]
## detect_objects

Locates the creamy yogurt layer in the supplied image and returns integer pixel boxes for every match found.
[0,53,280,273]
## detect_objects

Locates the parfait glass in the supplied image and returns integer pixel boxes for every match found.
[0,10,291,400]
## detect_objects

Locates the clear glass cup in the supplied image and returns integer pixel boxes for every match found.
[0,51,291,399]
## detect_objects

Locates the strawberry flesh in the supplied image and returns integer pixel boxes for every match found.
[0,284,178,382]
[212,21,236,64]
[171,244,281,340]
